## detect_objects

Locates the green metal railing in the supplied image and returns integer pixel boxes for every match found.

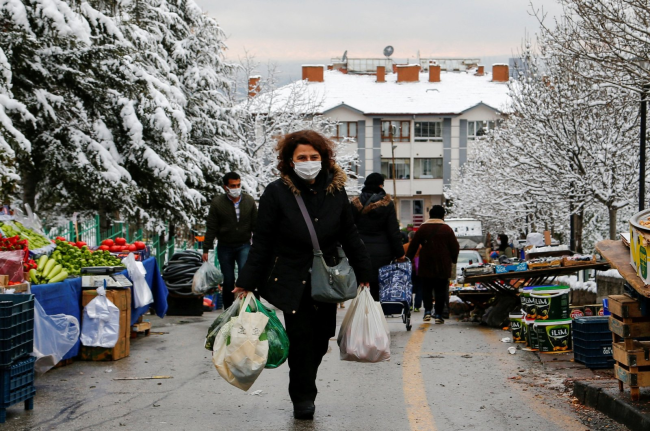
[46,215,143,246]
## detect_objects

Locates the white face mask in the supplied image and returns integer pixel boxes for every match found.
[225,186,242,198]
[293,161,322,180]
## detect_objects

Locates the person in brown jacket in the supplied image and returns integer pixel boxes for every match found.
[405,205,460,324]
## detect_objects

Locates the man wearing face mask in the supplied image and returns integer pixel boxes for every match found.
[203,172,258,309]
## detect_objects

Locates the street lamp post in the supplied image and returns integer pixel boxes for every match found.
[390,125,398,201]
[641,84,649,211]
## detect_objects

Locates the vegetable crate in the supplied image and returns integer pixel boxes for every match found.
[0,356,35,423]
[0,295,34,367]
[608,294,650,401]
[572,316,614,369]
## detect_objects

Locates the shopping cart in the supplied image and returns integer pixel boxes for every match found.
[379,259,412,331]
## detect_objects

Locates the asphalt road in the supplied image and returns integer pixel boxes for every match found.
[2,304,612,431]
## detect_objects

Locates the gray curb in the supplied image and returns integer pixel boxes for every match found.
[573,381,650,431]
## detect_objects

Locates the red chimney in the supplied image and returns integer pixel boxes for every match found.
[476,65,484,76]
[397,64,420,83]
[302,65,324,82]
[429,65,440,83]
[492,64,509,82]
[248,76,260,97]
[327,64,333,71]
[377,66,385,83]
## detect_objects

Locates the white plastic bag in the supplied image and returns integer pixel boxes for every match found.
[212,292,269,391]
[192,261,223,295]
[32,299,80,374]
[124,253,153,308]
[80,286,120,348]
[338,287,391,363]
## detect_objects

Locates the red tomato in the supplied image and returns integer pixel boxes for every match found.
[110,245,122,252]
[68,242,77,247]
[102,239,114,246]
[134,241,146,250]
[98,245,110,251]
[76,241,87,248]
[128,244,137,252]
[115,237,127,246]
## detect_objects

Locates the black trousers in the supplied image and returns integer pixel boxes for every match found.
[283,286,337,405]
[369,281,380,302]
[421,277,449,316]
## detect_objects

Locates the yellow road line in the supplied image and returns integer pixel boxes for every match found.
[402,324,437,431]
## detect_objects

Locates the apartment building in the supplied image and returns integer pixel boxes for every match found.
[250,59,510,227]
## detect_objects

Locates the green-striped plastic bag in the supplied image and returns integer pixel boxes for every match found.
[248,298,290,369]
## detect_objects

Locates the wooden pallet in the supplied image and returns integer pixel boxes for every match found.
[609,295,650,401]
[131,321,151,338]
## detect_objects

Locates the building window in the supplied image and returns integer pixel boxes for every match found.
[332,122,357,141]
[468,120,498,140]
[381,158,410,179]
[381,121,410,142]
[414,158,443,179]
[414,121,442,142]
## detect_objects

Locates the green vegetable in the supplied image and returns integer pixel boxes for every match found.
[48,271,68,284]
[46,264,62,280]
[41,259,56,278]
[29,269,38,284]
[37,255,48,271]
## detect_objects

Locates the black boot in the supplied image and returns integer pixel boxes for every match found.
[293,401,315,420]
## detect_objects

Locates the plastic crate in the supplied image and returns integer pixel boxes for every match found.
[574,351,615,369]
[0,295,34,367]
[0,356,35,423]
[572,334,614,369]
[572,316,611,341]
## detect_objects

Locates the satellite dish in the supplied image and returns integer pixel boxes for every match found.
[342,50,348,62]
[384,46,394,58]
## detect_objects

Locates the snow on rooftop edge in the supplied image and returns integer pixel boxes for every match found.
[247,69,512,115]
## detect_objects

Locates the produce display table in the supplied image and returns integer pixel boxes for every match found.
[30,257,168,360]
[461,262,610,296]
[595,239,650,297]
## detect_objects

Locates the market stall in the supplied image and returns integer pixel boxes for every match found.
[461,262,610,295]
[30,256,168,360]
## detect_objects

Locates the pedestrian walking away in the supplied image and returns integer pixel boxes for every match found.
[203,172,258,309]
[403,230,422,312]
[497,233,514,258]
[351,172,406,301]
[405,205,459,324]
[235,130,372,420]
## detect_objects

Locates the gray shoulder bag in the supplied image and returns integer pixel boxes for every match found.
[294,195,358,303]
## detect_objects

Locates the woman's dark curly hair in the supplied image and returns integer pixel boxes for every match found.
[276,130,335,176]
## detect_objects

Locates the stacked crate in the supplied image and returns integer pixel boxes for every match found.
[0,294,36,422]
[572,316,614,369]
[608,294,650,401]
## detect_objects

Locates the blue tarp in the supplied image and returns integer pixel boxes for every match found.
[31,257,168,360]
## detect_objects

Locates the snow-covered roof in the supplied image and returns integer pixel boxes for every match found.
[249,70,511,116]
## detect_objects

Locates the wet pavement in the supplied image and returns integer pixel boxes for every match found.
[1,305,628,430]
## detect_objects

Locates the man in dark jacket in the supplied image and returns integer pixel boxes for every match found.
[351,173,405,301]
[406,205,459,324]
[203,172,257,308]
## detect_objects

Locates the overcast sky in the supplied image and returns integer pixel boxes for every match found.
[196,0,565,83]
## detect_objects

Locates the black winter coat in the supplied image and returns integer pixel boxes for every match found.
[236,165,373,314]
[351,190,405,282]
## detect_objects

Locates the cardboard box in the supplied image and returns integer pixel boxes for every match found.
[0,275,8,287]
[80,289,131,361]
[630,224,650,284]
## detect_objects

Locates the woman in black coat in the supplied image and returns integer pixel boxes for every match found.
[351,173,406,301]
[235,130,372,420]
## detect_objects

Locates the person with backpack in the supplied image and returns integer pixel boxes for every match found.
[350,173,406,301]
[405,205,459,324]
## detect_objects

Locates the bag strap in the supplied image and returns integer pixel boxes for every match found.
[294,194,321,252]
